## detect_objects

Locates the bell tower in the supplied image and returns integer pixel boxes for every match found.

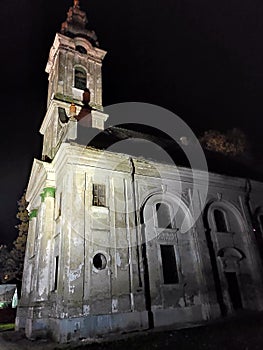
[41,1,108,160]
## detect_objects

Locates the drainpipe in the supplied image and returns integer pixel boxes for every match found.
[129,157,154,329]
[244,179,259,249]
[129,157,142,287]
[244,179,263,262]
[82,176,86,311]
[124,171,134,312]
[244,179,253,223]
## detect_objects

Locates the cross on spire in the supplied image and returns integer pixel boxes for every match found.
[74,0,80,8]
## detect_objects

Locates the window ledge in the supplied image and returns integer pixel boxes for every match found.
[156,227,179,232]
[216,231,234,235]
[72,87,85,101]
[161,283,181,289]
[72,86,84,92]
[91,206,109,214]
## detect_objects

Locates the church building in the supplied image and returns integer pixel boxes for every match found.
[16,1,263,343]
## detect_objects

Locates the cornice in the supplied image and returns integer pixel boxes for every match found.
[48,143,263,194]
[51,143,204,186]
[45,33,106,74]
[26,159,55,208]
[40,99,81,136]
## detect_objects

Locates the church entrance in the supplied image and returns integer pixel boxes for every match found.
[224,272,243,310]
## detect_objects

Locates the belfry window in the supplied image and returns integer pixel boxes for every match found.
[76,45,87,54]
[74,67,87,90]
[93,184,106,207]
[156,203,172,228]
[214,209,228,232]
[160,245,179,284]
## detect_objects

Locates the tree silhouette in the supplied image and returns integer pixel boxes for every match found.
[200,128,248,156]
[0,191,29,284]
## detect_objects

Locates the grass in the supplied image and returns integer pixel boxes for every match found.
[0,323,15,332]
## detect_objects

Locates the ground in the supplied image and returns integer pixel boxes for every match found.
[1,311,263,350]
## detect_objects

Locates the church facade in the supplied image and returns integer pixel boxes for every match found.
[16,1,263,343]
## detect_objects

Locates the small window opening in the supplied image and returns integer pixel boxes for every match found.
[93,253,107,270]
[156,203,172,228]
[93,184,106,207]
[76,45,87,54]
[54,256,59,291]
[214,209,228,232]
[160,245,179,284]
[74,67,87,90]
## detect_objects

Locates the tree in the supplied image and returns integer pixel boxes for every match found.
[200,128,248,156]
[11,190,29,281]
[0,191,29,284]
[0,245,12,282]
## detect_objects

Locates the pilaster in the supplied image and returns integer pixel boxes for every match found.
[35,187,56,301]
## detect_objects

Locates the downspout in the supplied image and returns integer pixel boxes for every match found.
[203,205,227,317]
[129,157,142,287]
[82,175,86,309]
[124,173,135,312]
[244,179,253,223]
[244,179,263,262]
[129,157,154,329]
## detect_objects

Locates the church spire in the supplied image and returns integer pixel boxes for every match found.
[61,0,99,47]
[74,0,80,8]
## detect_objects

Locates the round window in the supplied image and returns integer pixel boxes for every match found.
[93,253,107,270]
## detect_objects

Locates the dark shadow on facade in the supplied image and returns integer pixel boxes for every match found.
[140,209,154,329]
[203,203,228,316]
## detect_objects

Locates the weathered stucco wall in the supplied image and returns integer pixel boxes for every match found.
[15,144,263,342]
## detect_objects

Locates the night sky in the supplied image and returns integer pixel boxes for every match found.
[1,0,263,245]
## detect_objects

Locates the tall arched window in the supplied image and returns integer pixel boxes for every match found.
[156,203,172,229]
[74,67,87,90]
[214,209,228,232]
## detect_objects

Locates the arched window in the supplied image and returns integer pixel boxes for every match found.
[156,203,172,229]
[214,209,228,232]
[74,67,87,90]
[76,45,87,54]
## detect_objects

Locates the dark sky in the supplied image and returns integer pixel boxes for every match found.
[1,0,263,245]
